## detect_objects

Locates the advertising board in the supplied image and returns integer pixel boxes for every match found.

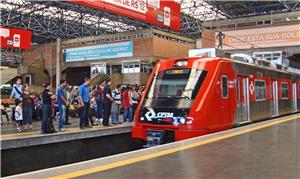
[220,24,300,50]
[64,41,133,62]
[69,0,181,31]
[0,26,32,49]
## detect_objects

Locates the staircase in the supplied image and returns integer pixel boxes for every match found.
[89,73,122,89]
[89,73,109,88]
[0,67,18,85]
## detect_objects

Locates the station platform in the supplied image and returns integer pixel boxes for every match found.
[6,113,300,179]
[1,117,133,149]
[1,117,138,177]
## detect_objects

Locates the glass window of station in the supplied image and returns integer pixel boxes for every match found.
[122,61,140,73]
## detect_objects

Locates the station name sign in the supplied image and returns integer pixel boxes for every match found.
[219,24,300,50]
[0,26,32,50]
[69,0,181,31]
[64,41,133,62]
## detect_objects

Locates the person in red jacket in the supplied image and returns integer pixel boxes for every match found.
[121,86,132,123]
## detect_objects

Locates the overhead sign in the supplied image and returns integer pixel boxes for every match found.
[219,24,300,50]
[69,0,181,31]
[0,26,32,49]
[64,41,133,62]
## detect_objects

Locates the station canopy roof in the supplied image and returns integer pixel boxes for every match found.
[1,0,299,45]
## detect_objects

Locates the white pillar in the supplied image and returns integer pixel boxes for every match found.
[56,38,61,91]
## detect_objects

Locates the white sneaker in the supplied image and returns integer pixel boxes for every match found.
[17,128,22,132]
[59,128,65,132]
[95,118,100,124]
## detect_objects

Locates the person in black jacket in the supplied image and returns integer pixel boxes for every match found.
[103,79,114,127]
[41,83,56,133]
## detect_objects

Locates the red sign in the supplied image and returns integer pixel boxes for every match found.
[69,0,181,31]
[0,26,32,50]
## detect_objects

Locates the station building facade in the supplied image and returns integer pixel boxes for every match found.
[21,29,195,87]
[199,11,300,68]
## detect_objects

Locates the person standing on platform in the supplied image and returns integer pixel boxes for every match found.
[15,101,23,132]
[41,83,56,133]
[103,79,114,127]
[57,80,68,132]
[121,86,132,123]
[93,84,104,124]
[10,78,22,121]
[21,84,34,130]
[65,84,72,125]
[130,85,140,122]
[70,87,78,104]
[0,104,10,123]
[79,77,92,129]
[111,84,122,125]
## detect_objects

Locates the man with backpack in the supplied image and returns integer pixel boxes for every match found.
[10,78,22,121]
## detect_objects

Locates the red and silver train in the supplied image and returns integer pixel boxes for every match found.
[132,56,300,145]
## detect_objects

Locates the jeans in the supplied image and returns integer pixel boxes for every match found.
[111,103,120,124]
[80,102,90,128]
[65,105,70,123]
[23,106,33,125]
[96,101,103,119]
[123,107,132,122]
[58,105,66,130]
[41,104,50,132]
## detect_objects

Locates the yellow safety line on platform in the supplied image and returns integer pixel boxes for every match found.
[1,127,82,137]
[0,124,128,137]
[47,115,299,179]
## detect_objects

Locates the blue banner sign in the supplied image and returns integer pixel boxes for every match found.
[64,41,133,62]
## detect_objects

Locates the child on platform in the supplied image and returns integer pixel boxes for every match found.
[15,101,23,132]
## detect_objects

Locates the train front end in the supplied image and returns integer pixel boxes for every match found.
[132,57,211,146]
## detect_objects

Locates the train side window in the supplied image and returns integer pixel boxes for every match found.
[298,84,300,98]
[281,82,289,100]
[236,80,240,100]
[255,80,266,101]
[221,75,228,98]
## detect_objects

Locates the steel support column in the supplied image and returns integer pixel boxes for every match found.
[56,38,61,91]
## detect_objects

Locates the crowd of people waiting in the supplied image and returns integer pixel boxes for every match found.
[3,77,145,133]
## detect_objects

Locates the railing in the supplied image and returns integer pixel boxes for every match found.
[89,73,109,88]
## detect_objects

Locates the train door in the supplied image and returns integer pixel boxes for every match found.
[271,81,279,116]
[292,83,297,112]
[237,76,250,124]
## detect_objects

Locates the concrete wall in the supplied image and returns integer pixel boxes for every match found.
[23,44,56,76]
[119,73,150,85]
[152,36,195,58]
[140,72,151,85]
[201,31,217,49]
[122,73,140,85]
[133,37,153,57]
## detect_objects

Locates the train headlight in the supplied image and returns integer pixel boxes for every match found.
[175,60,188,67]
[186,117,194,124]
[179,117,186,124]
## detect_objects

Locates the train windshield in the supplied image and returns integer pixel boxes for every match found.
[146,68,207,100]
